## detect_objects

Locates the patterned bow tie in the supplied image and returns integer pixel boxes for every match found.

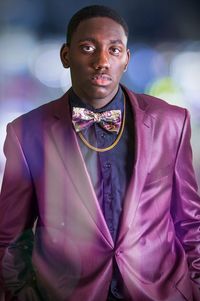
[72,107,122,133]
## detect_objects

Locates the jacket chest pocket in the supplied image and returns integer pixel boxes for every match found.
[145,163,174,185]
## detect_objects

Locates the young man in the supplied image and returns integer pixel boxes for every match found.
[0,5,200,301]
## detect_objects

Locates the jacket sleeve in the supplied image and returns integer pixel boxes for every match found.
[0,123,39,300]
[171,109,200,290]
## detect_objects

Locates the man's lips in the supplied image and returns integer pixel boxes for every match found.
[90,74,112,86]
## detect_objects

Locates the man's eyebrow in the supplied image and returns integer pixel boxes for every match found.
[109,39,124,45]
[78,38,124,45]
[78,38,97,43]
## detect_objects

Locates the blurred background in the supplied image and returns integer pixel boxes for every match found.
[0,0,200,187]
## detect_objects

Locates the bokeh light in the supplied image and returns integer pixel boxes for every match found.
[146,77,187,108]
[127,45,168,91]
[171,51,200,108]
[0,30,37,74]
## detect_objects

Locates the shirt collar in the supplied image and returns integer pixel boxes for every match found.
[69,86,124,113]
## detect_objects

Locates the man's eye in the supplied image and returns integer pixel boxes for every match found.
[81,45,95,52]
[111,48,121,55]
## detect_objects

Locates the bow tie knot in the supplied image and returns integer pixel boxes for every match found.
[93,112,102,123]
[72,107,122,133]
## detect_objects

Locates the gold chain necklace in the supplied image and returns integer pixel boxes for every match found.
[78,95,126,152]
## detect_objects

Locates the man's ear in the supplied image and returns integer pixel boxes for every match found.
[60,43,70,68]
[124,48,130,72]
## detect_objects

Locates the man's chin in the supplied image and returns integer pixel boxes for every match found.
[87,85,117,100]
[73,84,119,105]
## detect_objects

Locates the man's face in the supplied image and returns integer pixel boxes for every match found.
[61,17,130,108]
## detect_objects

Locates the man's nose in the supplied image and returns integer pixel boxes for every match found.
[93,50,110,70]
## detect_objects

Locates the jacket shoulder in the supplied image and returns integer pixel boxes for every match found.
[139,93,185,114]
[123,86,189,133]
[123,85,186,115]
[125,86,187,119]
[139,94,188,128]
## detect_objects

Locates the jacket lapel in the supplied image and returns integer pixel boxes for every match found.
[117,88,154,245]
[48,93,114,247]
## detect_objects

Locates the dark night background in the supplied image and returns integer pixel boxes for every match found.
[0,0,200,41]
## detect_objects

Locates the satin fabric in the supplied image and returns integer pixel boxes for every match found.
[0,85,200,301]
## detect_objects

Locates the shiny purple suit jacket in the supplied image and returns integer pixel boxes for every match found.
[0,86,200,301]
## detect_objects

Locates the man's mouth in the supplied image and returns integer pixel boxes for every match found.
[90,74,112,86]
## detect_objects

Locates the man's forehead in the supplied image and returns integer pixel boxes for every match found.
[72,17,127,42]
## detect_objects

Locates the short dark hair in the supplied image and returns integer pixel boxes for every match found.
[66,5,129,44]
